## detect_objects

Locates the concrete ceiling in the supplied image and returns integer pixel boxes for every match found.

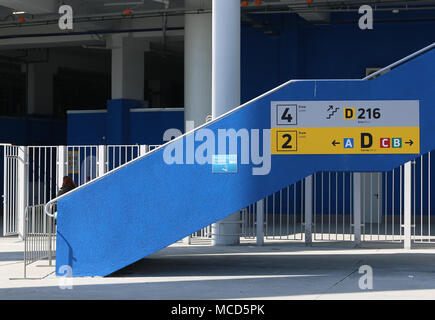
[0,0,433,18]
[0,0,57,14]
[0,0,188,16]
[0,0,431,43]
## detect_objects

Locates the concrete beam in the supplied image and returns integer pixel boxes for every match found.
[297,12,330,23]
[0,34,104,50]
[0,16,184,50]
[0,0,57,14]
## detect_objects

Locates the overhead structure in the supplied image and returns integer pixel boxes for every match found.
[0,0,57,14]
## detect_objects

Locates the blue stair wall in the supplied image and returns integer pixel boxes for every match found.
[56,48,435,277]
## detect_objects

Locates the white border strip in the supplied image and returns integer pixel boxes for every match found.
[67,108,184,114]
[130,108,184,112]
[364,42,435,80]
[67,110,107,114]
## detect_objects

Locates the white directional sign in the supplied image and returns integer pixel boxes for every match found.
[271,100,420,155]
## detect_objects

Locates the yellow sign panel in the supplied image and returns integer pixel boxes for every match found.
[272,127,420,155]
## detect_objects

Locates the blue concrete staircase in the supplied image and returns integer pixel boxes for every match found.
[56,45,435,277]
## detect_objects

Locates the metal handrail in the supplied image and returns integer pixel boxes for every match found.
[44,42,435,218]
[363,42,435,80]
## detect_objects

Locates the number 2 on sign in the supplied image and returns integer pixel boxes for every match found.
[282,134,292,148]
[277,130,297,152]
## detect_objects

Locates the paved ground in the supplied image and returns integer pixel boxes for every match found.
[1,236,435,299]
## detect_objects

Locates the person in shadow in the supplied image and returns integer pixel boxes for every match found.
[53,176,77,219]
[57,176,77,197]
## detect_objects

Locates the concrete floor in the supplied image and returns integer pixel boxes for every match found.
[1,236,435,300]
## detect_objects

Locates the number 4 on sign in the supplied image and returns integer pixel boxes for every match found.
[281,108,293,123]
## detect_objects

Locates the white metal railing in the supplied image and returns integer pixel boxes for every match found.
[241,181,305,241]
[412,152,435,243]
[3,148,432,265]
[66,146,99,187]
[27,146,58,208]
[363,42,435,80]
[312,172,355,242]
[38,152,435,248]
[1,144,151,277]
[106,145,142,172]
[3,145,18,236]
[23,204,56,278]
[240,155,435,246]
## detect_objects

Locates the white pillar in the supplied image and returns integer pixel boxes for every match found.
[256,199,264,246]
[57,146,68,190]
[184,0,212,128]
[17,146,28,240]
[109,34,149,100]
[353,172,362,246]
[404,161,412,250]
[184,0,212,246]
[211,0,241,118]
[211,0,241,246]
[305,175,313,246]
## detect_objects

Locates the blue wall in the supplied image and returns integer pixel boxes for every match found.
[0,117,65,146]
[129,110,184,145]
[67,109,184,146]
[67,112,107,145]
[241,12,435,102]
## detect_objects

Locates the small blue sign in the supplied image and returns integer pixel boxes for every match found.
[344,138,354,149]
[212,154,238,173]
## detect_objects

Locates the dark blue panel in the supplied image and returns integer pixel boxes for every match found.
[0,117,66,146]
[107,99,141,145]
[67,113,107,145]
[67,110,184,146]
[0,118,26,145]
[129,110,184,145]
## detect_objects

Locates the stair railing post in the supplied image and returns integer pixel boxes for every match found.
[305,175,313,246]
[256,199,264,246]
[353,172,362,246]
[17,146,28,240]
[404,161,412,250]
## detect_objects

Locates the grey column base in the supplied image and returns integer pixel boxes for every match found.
[211,212,241,246]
